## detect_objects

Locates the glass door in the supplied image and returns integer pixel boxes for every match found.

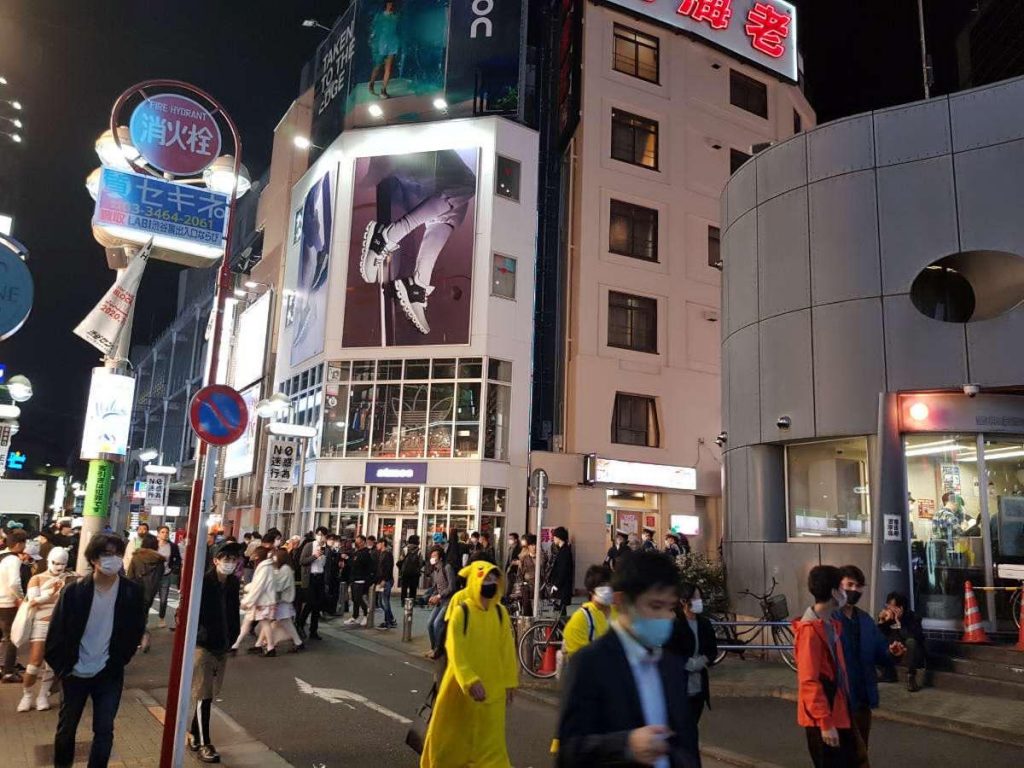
[980,436,1024,629]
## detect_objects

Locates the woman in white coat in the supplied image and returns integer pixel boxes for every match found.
[271,549,305,654]
[238,552,277,656]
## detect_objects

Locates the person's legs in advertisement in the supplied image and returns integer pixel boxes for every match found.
[87,669,124,768]
[54,676,90,768]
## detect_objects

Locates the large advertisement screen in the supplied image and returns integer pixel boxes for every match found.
[342,148,478,347]
[311,0,524,153]
[291,168,336,367]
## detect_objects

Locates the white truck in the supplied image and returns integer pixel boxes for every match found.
[0,478,46,535]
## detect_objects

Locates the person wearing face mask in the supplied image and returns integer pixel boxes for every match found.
[605,532,629,572]
[298,527,330,640]
[795,565,859,768]
[546,527,575,613]
[425,545,457,658]
[420,561,518,767]
[187,543,243,763]
[666,583,718,728]
[127,534,165,653]
[556,551,699,768]
[45,534,146,768]
[562,565,614,658]
[15,547,77,712]
[836,565,905,760]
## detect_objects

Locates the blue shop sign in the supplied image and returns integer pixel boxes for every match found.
[364,462,428,485]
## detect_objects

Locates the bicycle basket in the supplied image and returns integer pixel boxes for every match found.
[766,594,790,621]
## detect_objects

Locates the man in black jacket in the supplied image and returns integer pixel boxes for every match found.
[547,526,575,612]
[298,527,329,640]
[46,533,146,768]
[324,534,341,616]
[345,536,374,627]
[188,543,243,763]
[374,538,396,629]
[557,550,700,768]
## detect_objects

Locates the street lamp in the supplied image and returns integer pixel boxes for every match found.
[2,132,21,144]
[6,375,33,403]
[301,18,331,31]
[95,126,140,170]
[139,447,160,462]
[255,392,291,419]
[202,155,251,197]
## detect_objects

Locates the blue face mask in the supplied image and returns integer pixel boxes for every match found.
[630,617,674,649]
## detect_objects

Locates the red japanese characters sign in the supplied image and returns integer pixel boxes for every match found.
[129,93,222,176]
[616,0,797,80]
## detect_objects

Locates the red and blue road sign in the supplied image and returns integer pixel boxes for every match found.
[188,385,248,446]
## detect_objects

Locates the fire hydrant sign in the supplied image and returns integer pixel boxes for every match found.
[129,93,222,176]
[0,239,33,342]
[604,0,797,81]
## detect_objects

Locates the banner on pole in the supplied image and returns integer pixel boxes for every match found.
[145,474,167,506]
[0,424,11,478]
[266,438,297,491]
[73,238,153,357]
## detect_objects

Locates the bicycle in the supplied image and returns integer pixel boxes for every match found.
[516,598,569,679]
[708,577,797,671]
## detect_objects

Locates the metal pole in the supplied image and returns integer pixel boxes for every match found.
[294,435,307,533]
[975,433,997,630]
[917,0,930,99]
[402,597,414,641]
[531,469,548,619]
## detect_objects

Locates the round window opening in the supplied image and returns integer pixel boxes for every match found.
[910,250,1024,323]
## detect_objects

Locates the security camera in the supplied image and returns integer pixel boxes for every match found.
[776,415,792,429]
[963,384,980,398]
[714,431,728,447]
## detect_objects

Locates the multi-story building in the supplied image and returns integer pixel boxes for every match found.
[529,0,813,579]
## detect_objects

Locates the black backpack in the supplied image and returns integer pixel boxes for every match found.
[400,549,422,579]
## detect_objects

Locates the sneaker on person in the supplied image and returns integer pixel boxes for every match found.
[377,622,391,630]
[395,277,433,335]
[16,690,33,712]
[343,617,357,626]
[36,691,51,711]
[360,221,397,283]
[358,616,367,627]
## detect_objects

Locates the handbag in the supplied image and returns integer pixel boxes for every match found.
[11,600,35,648]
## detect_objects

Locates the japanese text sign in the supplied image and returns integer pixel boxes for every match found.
[129,93,222,176]
[266,438,297,491]
[0,424,11,478]
[606,0,797,81]
[145,474,166,506]
[93,167,229,261]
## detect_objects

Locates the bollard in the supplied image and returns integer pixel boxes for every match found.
[366,586,377,628]
[403,598,414,642]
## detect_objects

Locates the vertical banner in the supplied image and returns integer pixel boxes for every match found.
[73,239,153,357]
[0,424,11,478]
[145,474,167,507]
[83,460,114,517]
[290,169,336,366]
[266,438,297,491]
[446,0,524,114]
[311,6,358,155]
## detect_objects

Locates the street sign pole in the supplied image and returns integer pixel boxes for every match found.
[531,469,548,619]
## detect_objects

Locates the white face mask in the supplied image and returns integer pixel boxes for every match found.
[690,598,704,615]
[430,557,439,566]
[833,588,848,610]
[98,555,121,576]
[217,561,237,576]
[593,586,614,606]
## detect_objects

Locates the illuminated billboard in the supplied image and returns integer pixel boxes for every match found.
[291,168,336,366]
[232,291,271,389]
[342,148,478,347]
[80,368,136,461]
[603,0,797,81]
[223,383,261,479]
[311,0,524,153]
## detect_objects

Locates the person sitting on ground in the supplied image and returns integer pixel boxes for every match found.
[877,591,926,692]
[561,564,614,658]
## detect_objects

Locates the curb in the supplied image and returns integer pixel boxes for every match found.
[702,745,789,768]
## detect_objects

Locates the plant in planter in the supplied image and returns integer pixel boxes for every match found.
[675,552,728,614]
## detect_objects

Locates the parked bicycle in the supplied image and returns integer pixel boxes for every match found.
[516,599,568,679]
[708,577,796,671]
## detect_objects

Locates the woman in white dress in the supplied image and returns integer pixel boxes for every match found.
[271,548,305,654]
[17,547,76,712]
[238,552,277,656]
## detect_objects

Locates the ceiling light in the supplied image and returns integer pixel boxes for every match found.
[908,402,929,422]
[433,97,448,111]
[9,100,21,110]
[293,136,312,150]
[244,280,260,289]
[233,289,247,298]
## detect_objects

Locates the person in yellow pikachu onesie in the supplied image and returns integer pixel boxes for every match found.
[420,560,519,767]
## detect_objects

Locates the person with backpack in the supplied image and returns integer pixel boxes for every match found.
[126,534,164,654]
[562,565,614,658]
[424,545,457,657]
[420,561,518,767]
[398,535,423,605]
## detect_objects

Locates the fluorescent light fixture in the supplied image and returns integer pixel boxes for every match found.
[266,422,317,438]
[144,464,177,475]
[293,136,312,150]
[905,443,965,458]
[244,280,261,289]
[906,438,954,450]
[0,404,20,419]
[368,103,384,118]
[432,97,448,110]
[234,289,247,298]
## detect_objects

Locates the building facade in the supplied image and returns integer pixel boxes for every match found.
[530,0,813,583]
[720,75,1024,631]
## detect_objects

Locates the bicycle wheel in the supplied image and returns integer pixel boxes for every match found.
[772,623,797,672]
[1011,589,1022,629]
[517,620,563,679]
[708,613,733,666]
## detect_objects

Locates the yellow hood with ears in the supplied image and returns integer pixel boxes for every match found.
[458,560,505,610]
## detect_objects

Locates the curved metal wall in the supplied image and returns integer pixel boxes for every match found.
[719,76,1024,612]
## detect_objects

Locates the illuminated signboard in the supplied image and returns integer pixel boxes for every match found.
[587,456,697,491]
[80,368,136,461]
[604,0,797,81]
[223,384,261,479]
[232,291,271,389]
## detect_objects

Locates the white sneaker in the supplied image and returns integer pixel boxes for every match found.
[358,616,367,627]
[17,691,33,713]
[394,278,433,335]
[36,693,51,711]
[360,221,397,283]
[343,617,357,626]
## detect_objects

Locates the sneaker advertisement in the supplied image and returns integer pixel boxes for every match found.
[290,168,336,366]
[342,148,478,348]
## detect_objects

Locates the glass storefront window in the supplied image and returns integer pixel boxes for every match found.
[459,358,483,379]
[371,383,401,457]
[482,488,507,513]
[316,486,339,507]
[374,487,400,511]
[787,437,871,539]
[353,361,376,381]
[339,513,359,538]
[341,486,364,509]
[379,359,403,380]
[428,486,450,511]
[322,383,347,458]
[401,487,421,512]
[428,383,455,458]
[432,359,457,379]
[400,383,429,457]
[484,382,511,461]
[346,385,373,457]
[405,359,430,380]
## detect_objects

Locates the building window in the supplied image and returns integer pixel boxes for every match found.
[611,108,659,170]
[612,393,660,447]
[484,361,512,462]
[730,69,769,119]
[730,148,751,174]
[793,109,802,134]
[786,438,871,540]
[708,225,722,270]
[495,155,521,201]
[609,200,658,262]
[492,254,517,300]
[613,24,659,83]
[608,291,657,354]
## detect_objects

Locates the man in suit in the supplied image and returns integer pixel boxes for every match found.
[557,550,700,768]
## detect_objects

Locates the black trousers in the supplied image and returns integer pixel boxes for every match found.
[299,574,324,634]
[191,698,213,747]
[688,696,706,725]
[400,575,419,602]
[55,668,124,768]
[805,726,861,768]
[351,581,368,619]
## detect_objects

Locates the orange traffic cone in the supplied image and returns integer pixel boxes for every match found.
[960,581,990,644]
[1015,593,1024,652]
[538,626,558,675]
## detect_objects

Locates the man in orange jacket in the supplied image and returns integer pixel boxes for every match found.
[794,565,860,767]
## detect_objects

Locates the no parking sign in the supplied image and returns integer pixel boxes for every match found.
[188,385,248,446]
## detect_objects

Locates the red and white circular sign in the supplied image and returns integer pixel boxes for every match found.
[129,93,222,176]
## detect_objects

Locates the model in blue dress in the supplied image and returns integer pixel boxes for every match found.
[369,1,400,99]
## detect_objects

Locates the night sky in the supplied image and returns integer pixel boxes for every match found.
[0,0,978,474]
